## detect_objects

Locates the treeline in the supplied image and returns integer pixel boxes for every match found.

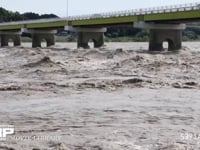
[105,26,200,41]
[0,7,58,22]
[183,27,200,41]
[105,27,149,42]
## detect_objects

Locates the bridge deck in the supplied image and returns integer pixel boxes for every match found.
[0,2,200,30]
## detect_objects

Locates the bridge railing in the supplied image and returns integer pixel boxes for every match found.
[0,18,67,26]
[69,2,200,21]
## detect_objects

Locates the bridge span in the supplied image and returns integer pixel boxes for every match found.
[0,2,200,51]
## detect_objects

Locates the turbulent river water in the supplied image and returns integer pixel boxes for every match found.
[0,42,200,150]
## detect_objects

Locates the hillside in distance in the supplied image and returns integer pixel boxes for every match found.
[0,7,58,22]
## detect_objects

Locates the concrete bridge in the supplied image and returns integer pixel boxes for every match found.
[0,2,200,51]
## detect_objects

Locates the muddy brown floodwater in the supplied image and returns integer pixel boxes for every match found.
[0,42,200,150]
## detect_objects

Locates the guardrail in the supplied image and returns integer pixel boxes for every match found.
[0,2,199,26]
[0,18,66,26]
[70,2,200,20]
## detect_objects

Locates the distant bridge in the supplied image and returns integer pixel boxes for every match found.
[0,2,200,51]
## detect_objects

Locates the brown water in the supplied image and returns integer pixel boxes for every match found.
[0,42,200,150]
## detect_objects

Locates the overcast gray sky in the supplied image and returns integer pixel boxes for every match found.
[1,0,199,17]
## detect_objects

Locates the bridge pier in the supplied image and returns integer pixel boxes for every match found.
[78,32,104,49]
[22,29,56,48]
[65,26,106,49]
[0,31,21,47]
[32,33,55,48]
[134,22,186,51]
[149,29,182,51]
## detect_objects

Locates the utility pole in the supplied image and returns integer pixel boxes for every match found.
[66,0,69,26]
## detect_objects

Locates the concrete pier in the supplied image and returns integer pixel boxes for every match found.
[65,26,106,49]
[149,29,182,51]
[22,29,56,48]
[77,32,104,49]
[32,33,55,48]
[0,31,21,47]
[134,22,185,51]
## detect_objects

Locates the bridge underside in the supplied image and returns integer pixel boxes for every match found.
[0,22,186,51]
